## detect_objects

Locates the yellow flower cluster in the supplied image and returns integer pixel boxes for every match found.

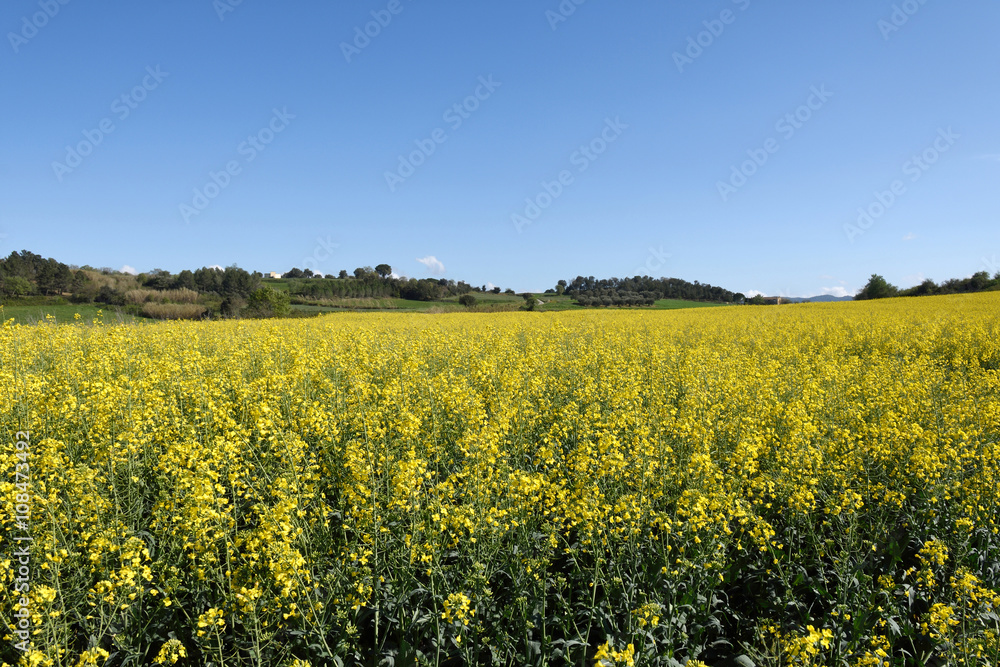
[152,639,187,665]
[631,602,661,629]
[71,648,109,667]
[441,592,473,625]
[594,641,635,666]
[776,625,834,664]
[195,608,226,638]
[923,603,960,640]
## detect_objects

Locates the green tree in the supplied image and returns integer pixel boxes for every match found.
[855,274,898,300]
[375,264,392,279]
[245,287,290,318]
[969,271,990,292]
[906,279,938,297]
[173,270,196,291]
[458,294,477,308]
[69,270,97,303]
[0,275,33,297]
[143,269,173,289]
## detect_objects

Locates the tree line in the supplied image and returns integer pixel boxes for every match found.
[0,252,512,319]
[558,275,744,307]
[855,271,1000,300]
[0,251,264,303]
[284,264,509,302]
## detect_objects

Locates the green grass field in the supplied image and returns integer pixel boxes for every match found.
[653,298,727,309]
[0,303,147,325]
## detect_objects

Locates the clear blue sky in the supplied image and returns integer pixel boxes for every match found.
[2,0,998,296]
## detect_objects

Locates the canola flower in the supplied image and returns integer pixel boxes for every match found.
[152,639,187,665]
[594,641,636,666]
[1,293,998,665]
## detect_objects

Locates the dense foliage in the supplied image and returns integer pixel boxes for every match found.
[289,274,476,303]
[561,275,743,307]
[0,251,73,297]
[857,272,1000,301]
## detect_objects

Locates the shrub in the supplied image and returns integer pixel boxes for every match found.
[220,296,246,318]
[96,285,126,306]
[126,288,201,305]
[245,287,291,318]
[162,288,200,303]
[125,289,157,305]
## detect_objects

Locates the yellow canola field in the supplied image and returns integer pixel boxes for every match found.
[2,293,999,666]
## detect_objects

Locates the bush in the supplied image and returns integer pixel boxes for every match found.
[96,285,126,306]
[245,287,291,318]
[458,294,477,308]
[128,287,201,305]
[69,290,96,304]
[220,296,247,318]
[125,289,156,305]
[162,288,200,304]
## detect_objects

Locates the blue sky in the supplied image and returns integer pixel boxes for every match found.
[1,0,998,296]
